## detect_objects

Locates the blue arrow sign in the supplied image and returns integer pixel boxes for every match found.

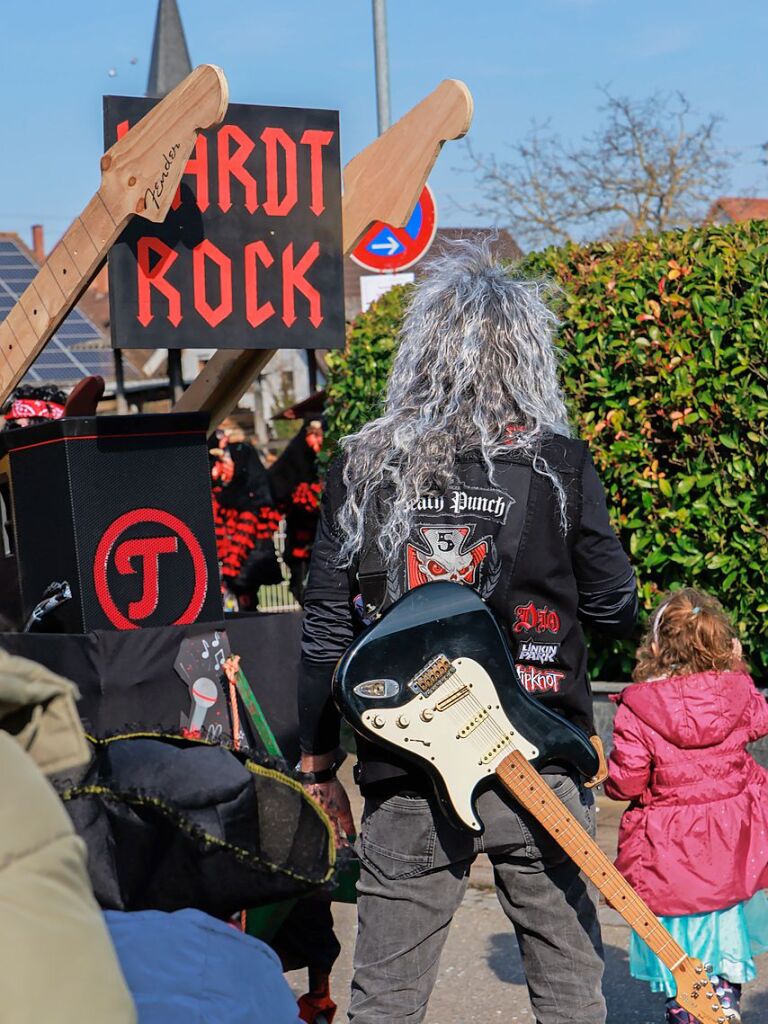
[366,227,405,257]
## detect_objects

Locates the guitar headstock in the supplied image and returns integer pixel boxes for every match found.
[672,958,727,1023]
[99,64,228,224]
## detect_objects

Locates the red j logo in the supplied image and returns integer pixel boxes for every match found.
[93,508,208,630]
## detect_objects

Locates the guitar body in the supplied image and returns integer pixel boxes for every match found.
[333,581,598,832]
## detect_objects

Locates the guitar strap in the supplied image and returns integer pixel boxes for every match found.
[355,537,389,622]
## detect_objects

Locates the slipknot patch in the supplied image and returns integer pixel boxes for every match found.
[516,663,565,694]
[513,601,561,635]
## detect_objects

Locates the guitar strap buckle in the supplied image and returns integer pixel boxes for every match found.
[584,735,608,789]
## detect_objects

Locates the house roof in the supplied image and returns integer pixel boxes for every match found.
[343,227,523,321]
[147,0,192,97]
[0,233,142,389]
[706,197,768,224]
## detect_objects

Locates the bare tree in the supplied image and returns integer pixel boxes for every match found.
[466,90,732,250]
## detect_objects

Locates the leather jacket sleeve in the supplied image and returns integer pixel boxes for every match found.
[572,452,638,639]
[297,462,354,755]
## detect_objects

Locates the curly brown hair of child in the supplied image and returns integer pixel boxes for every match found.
[633,586,743,682]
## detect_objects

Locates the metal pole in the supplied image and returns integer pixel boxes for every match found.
[167,348,184,404]
[113,348,128,415]
[372,0,391,134]
[307,349,318,394]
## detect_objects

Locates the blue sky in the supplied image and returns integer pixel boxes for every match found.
[2,0,766,249]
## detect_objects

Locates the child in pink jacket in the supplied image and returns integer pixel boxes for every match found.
[605,587,768,1024]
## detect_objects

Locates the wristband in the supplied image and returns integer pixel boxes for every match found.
[296,750,346,785]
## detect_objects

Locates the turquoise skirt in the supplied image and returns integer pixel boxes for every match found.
[629,890,768,996]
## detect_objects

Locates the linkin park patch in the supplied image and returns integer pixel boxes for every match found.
[517,641,560,664]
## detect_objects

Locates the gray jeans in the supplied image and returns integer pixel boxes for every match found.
[349,773,606,1024]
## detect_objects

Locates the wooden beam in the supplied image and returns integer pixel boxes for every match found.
[173,79,474,431]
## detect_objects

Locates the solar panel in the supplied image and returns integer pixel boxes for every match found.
[0,236,142,389]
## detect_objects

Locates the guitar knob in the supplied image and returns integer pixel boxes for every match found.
[420,709,434,722]
[396,714,410,728]
[372,715,385,729]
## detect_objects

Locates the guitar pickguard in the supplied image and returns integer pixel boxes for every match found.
[361,657,538,831]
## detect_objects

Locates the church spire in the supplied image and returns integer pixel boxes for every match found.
[146,0,193,98]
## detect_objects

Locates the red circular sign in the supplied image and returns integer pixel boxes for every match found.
[93,508,208,630]
[351,184,437,272]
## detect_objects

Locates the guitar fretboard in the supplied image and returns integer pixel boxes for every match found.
[496,750,688,971]
[0,191,123,398]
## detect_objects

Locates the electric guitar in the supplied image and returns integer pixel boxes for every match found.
[333,581,728,1024]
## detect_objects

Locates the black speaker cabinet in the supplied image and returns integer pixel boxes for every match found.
[0,413,223,633]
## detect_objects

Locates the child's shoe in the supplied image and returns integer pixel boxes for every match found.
[710,975,742,1021]
[664,999,698,1024]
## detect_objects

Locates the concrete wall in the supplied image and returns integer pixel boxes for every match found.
[592,682,768,768]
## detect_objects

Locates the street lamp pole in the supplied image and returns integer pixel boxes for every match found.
[372,0,391,134]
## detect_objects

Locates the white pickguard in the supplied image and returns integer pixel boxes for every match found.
[361,657,539,831]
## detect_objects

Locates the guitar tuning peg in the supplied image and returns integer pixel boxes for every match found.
[704,962,713,973]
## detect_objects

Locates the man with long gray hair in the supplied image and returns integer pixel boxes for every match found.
[297,239,637,1023]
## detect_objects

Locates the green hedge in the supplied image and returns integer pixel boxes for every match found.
[324,222,768,682]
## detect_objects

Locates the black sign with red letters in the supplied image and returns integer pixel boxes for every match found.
[104,98,344,350]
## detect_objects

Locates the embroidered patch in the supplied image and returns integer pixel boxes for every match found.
[404,525,501,598]
[512,601,561,635]
[516,663,565,694]
[409,485,515,524]
[518,641,560,664]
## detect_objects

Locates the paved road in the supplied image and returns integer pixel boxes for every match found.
[289,894,768,1023]
[288,769,768,1022]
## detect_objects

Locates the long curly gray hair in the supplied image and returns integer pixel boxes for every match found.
[336,237,571,566]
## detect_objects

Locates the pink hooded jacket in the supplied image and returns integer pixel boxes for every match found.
[605,669,768,917]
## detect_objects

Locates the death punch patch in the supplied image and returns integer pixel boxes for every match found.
[403,525,501,599]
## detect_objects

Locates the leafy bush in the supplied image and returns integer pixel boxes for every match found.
[325,222,768,682]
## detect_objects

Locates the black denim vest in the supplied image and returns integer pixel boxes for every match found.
[350,437,593,787]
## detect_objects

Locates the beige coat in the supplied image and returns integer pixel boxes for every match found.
[0,649,136,1024]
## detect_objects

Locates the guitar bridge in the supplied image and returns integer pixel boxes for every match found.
[408,654,454,697]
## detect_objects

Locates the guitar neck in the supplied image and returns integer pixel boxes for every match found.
[0,189,125,398]
[496,750,688,973]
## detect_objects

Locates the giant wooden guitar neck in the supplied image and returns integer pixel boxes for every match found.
[0,64,229,403]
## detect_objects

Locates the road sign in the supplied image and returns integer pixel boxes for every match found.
[360,272,415,311]
[351,184,437,272]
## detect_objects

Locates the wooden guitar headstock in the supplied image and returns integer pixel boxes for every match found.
[0,64,229,401]
[671,959,727,1024]
[99,63,228,224]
